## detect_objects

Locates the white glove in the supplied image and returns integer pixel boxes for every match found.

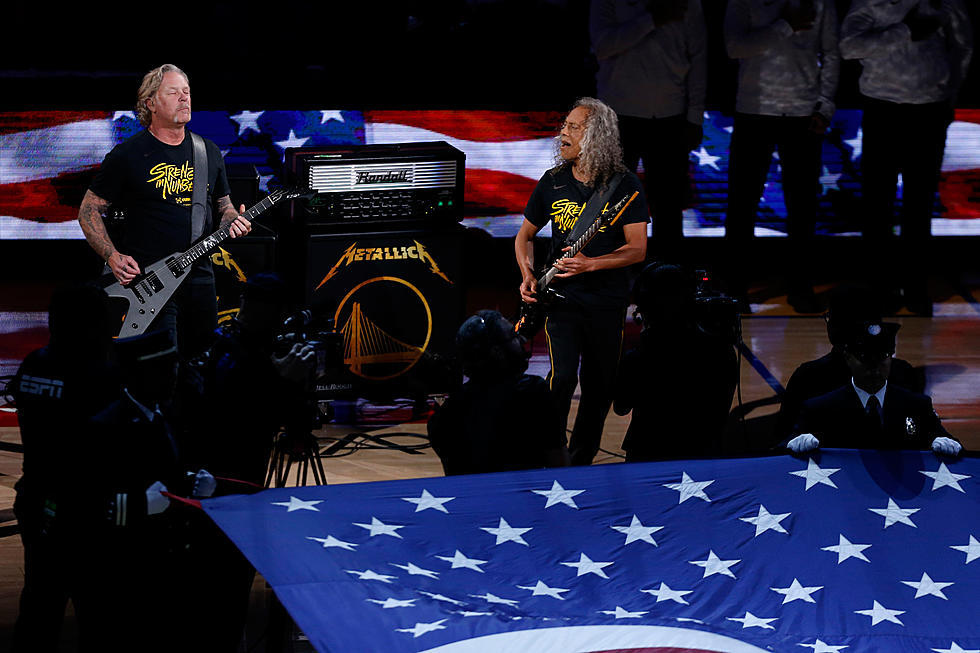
[787,433,820,453]
[191,469,217,498]
[146,481,170,515]
[932,436,962,456]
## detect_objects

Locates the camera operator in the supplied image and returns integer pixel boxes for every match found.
[181,271,317,653]
[427,310,570,475]
[613,263,738,462]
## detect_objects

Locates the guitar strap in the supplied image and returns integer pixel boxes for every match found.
[190,131,208,241]
[565,172,625,247]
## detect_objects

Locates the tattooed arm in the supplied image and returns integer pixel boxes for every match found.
[78,190,140,284]
[217,195,252,238]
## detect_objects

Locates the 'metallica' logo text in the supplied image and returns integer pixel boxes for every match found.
[355,170,411,185]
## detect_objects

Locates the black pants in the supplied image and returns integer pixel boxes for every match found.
[725,113,822,296]
[544,304,625,465]
[860,97,950,296]
[151,275,219,362]
[618,113,690,256]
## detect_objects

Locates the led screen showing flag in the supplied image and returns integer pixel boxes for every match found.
[2,109,979,239]
[202,449,980,653]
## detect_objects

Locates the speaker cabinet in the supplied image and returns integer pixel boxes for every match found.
[304,226,465,399]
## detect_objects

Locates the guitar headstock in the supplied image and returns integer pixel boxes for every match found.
[267,187,317,204]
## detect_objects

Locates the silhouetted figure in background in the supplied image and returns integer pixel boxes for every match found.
[773,284,924,446]
[590,0,707,257]
[614,263,738,461]
[8,283,122,653]
[840,0,973,315]
[427,310,570,474]
[785,321,962,455]
[724,0,840,313]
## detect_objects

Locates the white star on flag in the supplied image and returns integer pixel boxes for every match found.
[470,592,520,606]
[599,606,648,619]
[112,111,137,121]
[921,463,971,492]
[275,129,309,151]
[611,515,664,546]
[229,110,263,136]
[664,472,713,503]
[791,458,840,490]
[933,643,980,653]
[532,480,585,509]
[726,611,778,629]
[455,610,493,617]
[271,496,322,512]
[367,597,416,608]
[516,580,569,600]
[844,128,863,159]
[951,535,980,564]
[435,550,487,572]
[641,582,692,605]
[481,518,532,546]
[854,600,905,626]
[418,591,466,606]
[391,562,440,579]
[771,578,823,604]
[901,572,953,599]
[258,174,275,192]
[819,166,842,194]
[320,110,345,123]
[345,569,396,584]
[869,498,919,528]
[306,535,357,550]
[821,534,871,564]
[798,639,849,652]
[402,489,455,513]
[353,517,404,538]
[689,550,740,579]
[740,504,791,536]
[396,619,447,638]
[561,553,614,578]
[692,146,721,170]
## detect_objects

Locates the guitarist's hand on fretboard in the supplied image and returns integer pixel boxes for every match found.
[553,249,594,278]
[107,251,141,286]
[228,203,252,238]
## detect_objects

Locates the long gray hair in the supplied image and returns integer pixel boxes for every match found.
[135,64,189,127]
[554,97,627,185]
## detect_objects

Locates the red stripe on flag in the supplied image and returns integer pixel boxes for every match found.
[364,110,563,142]
[0,168,96,223]
[940,169,980,220]
[462,169,538,215]
[0,111,110,136]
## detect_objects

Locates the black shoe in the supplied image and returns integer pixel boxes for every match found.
[787,290,824,314]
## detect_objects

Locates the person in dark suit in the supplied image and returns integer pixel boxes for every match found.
[772,284,924,445]
[785,320,961,455]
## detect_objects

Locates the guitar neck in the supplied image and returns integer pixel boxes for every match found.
[171,193,279,272]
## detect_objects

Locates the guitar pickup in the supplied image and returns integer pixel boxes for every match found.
[131,285,146,304]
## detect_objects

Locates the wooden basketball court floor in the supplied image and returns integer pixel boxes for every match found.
[2,274,980,650]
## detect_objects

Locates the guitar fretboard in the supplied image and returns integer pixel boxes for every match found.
[168,193,282,273]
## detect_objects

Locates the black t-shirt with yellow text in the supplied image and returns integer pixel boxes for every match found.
[90,129,230,278]
[524,165,649,310]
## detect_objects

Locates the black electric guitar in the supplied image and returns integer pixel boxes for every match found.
[105,187,311,338]
[514,190,639,338]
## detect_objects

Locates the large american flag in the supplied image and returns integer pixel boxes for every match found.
[2,109,979,240]
[202,449,980,652]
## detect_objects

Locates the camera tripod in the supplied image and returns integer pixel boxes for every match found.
[265,429,327,488]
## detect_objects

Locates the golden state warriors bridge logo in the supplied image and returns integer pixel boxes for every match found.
[333,276,433,381]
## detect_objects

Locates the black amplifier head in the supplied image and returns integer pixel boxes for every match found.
[284,141,465,230]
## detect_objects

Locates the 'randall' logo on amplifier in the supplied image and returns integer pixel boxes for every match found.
[355,169,411,185]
